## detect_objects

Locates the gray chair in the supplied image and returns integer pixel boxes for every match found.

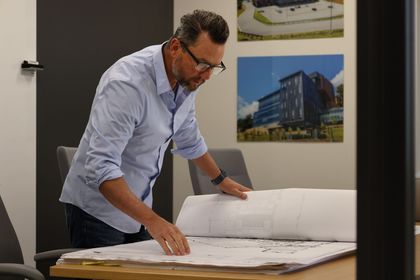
[56,146,77,183]
[0,195,44,280]
[188,148,253,195]
[0,195,78,280]
[0,147,81,280]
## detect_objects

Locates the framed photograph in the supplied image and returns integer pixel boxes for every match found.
[237,54,344,142]
[237,0,344,41]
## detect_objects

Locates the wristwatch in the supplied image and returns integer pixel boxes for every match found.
[211,169,227,185]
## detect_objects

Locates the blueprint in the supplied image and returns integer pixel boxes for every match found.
[176,188,356,242]
[58,189,357,273]
[58,236,355,272]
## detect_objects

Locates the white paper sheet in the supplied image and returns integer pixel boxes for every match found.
[176,188,356,242]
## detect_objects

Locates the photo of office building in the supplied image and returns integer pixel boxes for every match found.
[238,55,343,142]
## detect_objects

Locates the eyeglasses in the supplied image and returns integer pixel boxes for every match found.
[179,41,226,76]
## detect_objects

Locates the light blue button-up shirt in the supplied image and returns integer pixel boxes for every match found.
[59,43,208,233]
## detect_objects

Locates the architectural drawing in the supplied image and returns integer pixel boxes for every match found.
[59,188,356,273]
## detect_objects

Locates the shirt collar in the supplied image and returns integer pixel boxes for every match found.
[153,42,173,96]
[153,42,195,97]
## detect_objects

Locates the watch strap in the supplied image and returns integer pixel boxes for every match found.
[211,169,227,185]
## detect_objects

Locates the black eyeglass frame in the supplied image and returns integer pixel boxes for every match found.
[179,41,226,75]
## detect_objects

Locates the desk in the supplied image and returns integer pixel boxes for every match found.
[50,234,420,280]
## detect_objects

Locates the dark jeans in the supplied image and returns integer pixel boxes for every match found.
[64,203,151,248]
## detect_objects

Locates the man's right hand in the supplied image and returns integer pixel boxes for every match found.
[99,177,190,256]
[143,215,190,256]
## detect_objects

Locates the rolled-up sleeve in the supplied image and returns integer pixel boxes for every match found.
[84,79,142,188]
[172,101,207,160]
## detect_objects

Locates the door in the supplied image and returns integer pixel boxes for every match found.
[37,0,173,276]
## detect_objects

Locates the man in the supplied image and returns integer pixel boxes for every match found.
[60,10,251,256]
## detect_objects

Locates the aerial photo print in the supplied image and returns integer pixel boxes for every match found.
[237,0,344,41]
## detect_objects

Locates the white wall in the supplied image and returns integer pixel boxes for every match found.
[173,0,357,219]
[0,0,36,266]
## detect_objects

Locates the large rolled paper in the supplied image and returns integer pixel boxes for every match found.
[176,188,356,242]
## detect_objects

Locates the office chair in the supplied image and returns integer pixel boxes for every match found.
[0,195,78,280]
[188,148,253,195]
[56,146,77,183]
[0,147,80,280]
[0,195,44,280]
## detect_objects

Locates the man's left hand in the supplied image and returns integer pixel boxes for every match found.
[218,177,252,199]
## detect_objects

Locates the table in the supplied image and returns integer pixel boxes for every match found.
[50,234,420,280]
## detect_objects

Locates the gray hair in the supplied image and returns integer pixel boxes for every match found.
[173,10,229,46]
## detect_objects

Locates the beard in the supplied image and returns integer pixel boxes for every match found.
[172,58,205,91]
[178,76,205,92]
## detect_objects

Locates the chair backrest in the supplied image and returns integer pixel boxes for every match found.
[188,148,253,195]
[56,146,77,184]
[0,195,24,265]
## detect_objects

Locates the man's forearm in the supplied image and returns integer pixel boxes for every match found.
[99,177,158,226]
[191,152,222,179]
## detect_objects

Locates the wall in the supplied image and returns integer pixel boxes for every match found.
[0,0,36,265]
[173,0,357,219]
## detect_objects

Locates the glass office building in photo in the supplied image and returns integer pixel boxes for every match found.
[253,71,330,128]
[237,55,344,142]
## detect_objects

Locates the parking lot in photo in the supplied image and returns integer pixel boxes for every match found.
[238,0,344,39]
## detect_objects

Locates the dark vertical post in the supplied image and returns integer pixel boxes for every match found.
[357,0,415,279]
